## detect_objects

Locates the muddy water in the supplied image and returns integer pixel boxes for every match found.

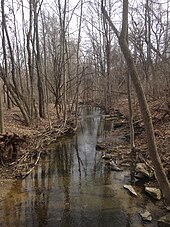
[0,106,162,227]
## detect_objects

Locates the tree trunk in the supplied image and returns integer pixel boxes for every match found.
[75,0,83,127]
[127,73,136,184]
[27,0,34,117]
[0,82,4,134]
[1,0,30,125]
[34,2,46,119]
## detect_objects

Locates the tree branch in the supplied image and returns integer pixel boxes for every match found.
[101,1,120,39]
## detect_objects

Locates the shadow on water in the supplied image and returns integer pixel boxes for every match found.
[0,106,162,227]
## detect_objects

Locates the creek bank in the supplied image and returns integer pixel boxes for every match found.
[0,121,76,179]
[97,98,170,182]
[0,105,77,201]
[96,98,170,225]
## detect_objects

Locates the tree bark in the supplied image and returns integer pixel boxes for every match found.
[0,82,4,134]
[34,0,46,119]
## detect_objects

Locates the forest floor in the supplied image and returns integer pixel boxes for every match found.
[0,98,170,204]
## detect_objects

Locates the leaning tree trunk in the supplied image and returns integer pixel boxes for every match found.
[101,0,170,205]
[0,82,4,134]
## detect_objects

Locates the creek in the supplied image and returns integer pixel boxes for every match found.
[0,106,163,227]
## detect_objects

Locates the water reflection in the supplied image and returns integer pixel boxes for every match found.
[0,106,157,226]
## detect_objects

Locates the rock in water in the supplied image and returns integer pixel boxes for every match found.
[139,210,152,222]
[157,213,170,227]
[145,186,162,200]
[123,185,137,196]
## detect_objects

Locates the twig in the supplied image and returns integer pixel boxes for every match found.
[21,151,42,179]
[140,155,154,172]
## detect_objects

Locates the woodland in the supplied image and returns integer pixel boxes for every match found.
[0,0,170,222]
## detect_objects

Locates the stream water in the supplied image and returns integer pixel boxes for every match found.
[0,106,163,227]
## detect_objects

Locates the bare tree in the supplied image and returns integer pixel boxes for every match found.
[1,0,31,125]
[34,0,46,118]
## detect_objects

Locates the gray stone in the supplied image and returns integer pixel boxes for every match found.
[135,163,153,178]
[139,210,152,222]
[157,213,170,227]
[166,206,170,211]
[145,186,162,200]
[123,185,137,196]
